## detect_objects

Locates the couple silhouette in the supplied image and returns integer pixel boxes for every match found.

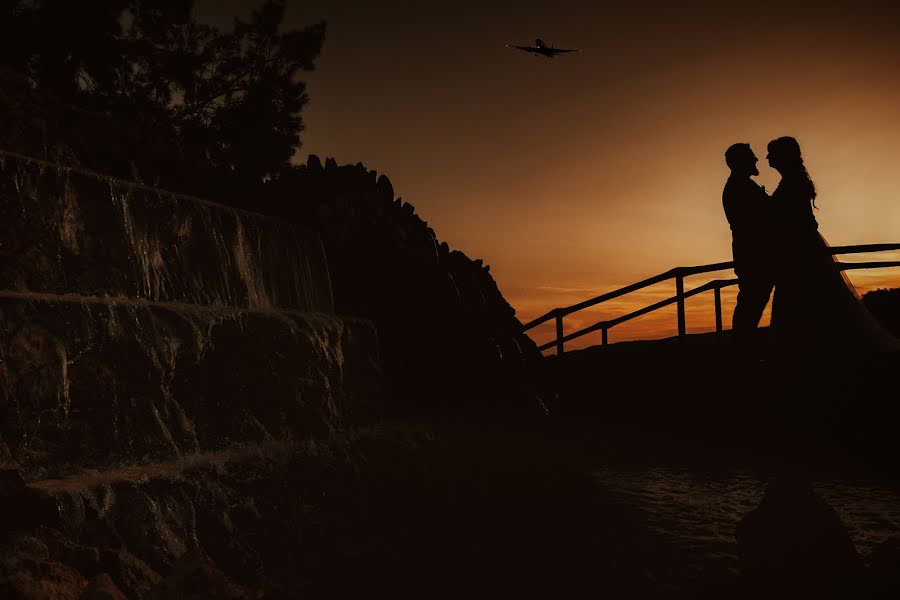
[723,136,899,362]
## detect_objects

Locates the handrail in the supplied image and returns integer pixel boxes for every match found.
[828,243,900,255]
[523,261,739,330]
[522,268,681,330]
[525,243,900,354]
[839,260,900,271]
[535,278,738,352]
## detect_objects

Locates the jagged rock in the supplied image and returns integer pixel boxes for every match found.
[98,548,162,599]
[0,438,19,472]
[1,155,381,474]
[736,478,862,596]
[82,573,127,600]
[38,527,102,577]
[1,534,87,600]
[150,550,246,599]
[0,156,333,312]
[376,174,394,203]
[1,299,377,474]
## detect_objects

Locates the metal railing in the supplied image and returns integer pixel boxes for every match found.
[523,243,900,354]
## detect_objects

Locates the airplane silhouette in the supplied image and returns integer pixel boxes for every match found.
[507,38,581,58]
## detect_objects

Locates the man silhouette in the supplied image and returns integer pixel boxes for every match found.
[723,143,774,359]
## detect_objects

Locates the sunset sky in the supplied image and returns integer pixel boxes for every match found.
[198,0,900,350]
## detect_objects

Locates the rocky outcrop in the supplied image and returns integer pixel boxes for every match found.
[0,152,332,312]
[0,149,548,595]
[0,439,301,597]
[0,296,378,477]
[0,152,383,596]
[255,156,544,415]
[1,148,545,418]
[0,153,378,479]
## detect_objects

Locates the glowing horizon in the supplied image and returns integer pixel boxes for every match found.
[515,252,900,353]
[196,1,900,349]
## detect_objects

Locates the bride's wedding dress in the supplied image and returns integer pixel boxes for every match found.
[771,178,900,357]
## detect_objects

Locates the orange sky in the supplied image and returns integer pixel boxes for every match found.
[198,1,900,351]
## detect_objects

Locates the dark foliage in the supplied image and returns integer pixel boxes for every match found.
[0,0,325,197]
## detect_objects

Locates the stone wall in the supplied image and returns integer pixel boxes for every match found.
[0,152,379,479]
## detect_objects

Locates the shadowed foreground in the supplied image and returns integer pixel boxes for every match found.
[3,425,666,597]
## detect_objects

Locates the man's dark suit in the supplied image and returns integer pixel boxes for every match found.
[723,174,774,354]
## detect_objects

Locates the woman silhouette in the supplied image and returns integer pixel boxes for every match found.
[767,136,899,357]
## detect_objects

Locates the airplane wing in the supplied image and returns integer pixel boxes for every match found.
[548,48,581,55]
[507,44,540,54]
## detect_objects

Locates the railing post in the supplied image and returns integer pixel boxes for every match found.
[602,327,608,347]
[555,313,564,355]
[675,269,686,340]
[714,286,723,333]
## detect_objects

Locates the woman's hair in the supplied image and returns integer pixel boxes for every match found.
[768,136,818,207]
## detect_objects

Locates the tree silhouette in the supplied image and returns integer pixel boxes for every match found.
[0,1,543,416]
[0,0,326,195]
